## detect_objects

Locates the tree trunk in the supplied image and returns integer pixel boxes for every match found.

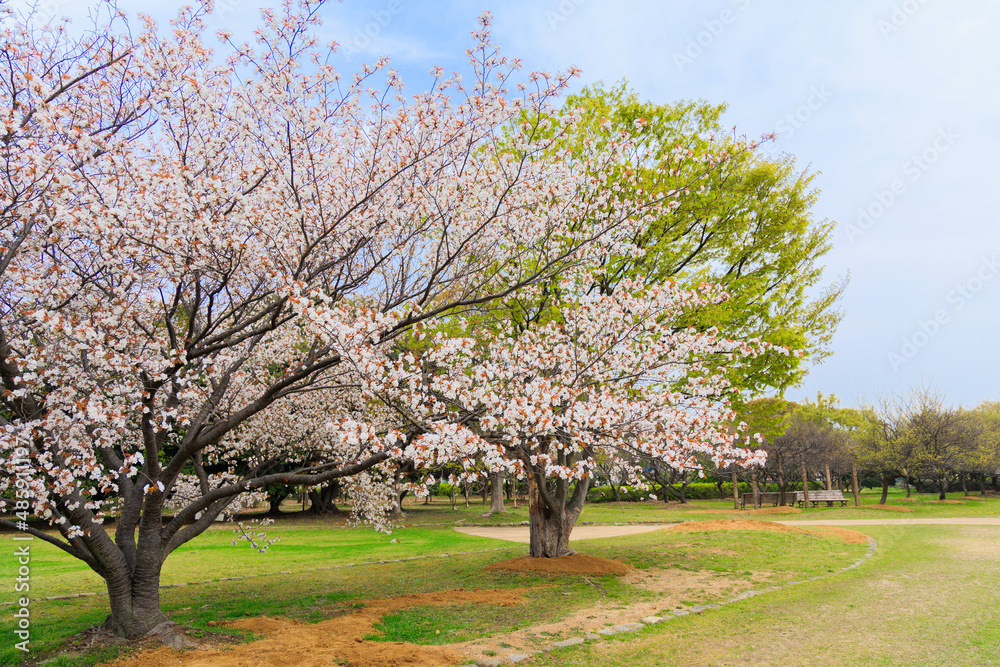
[526,461,590,558]
[980,472,988,496]
[960,473,969,495]
[903,468,911,498]
[938,475,947,500]
[307,482,341,515]
[101,498,173,639]
[824,462,833,491]
[851,463,860,507]
[777,456,787,506]
[610,477,622,502]
[731,470,739,510]
[485,471,506,515]
[266,487,290,516]
[103,571,171,639]
[879,474,894,504]
[751,471,761,510]
[801,460,810,507]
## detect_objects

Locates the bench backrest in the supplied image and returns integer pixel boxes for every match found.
[808,490,845,499]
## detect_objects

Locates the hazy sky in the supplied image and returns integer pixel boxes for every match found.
[18,0,1000,408]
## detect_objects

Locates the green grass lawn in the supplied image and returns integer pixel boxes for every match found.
[1,519,866,666]
[532,524,1000,667]
[0,521,516,603]
[2,489,998,666]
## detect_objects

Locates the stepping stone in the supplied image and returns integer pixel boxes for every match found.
[509,655,535,664]
[551,637,585,648]
[612,623,644,633]
[672,609,690,616]
[598,627,617,636]
[642,616,664,624]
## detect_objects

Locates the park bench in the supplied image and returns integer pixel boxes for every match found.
[739,491,783,508]
[795,489,848,507]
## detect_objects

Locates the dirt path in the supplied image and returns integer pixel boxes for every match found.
[455,517,1000,543]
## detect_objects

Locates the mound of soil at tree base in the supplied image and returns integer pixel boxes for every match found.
[929,499,965,504]
[101,588,533,667]
[663,519,869,544]
[485,554,632,576]
[686,506,803,515]
[860,504,913,512]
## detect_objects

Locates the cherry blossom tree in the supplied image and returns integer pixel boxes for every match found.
[0,1,680,638]
[354,278,779,557]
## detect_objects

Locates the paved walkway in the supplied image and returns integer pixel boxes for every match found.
[453,524,665,543]
[455,517,1000,543]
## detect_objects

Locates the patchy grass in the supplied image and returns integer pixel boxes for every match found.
[2,525,864,666]
[531,524,1000,667]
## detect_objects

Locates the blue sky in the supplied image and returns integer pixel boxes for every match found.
[18,0,1000,408]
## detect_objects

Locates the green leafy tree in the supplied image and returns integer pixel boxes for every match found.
[540,82,845,397]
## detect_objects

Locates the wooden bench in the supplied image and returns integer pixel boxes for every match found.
[739,492,783,508]
[795,489,848,507]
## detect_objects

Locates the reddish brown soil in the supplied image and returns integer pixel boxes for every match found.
[101,588,533,667]
[485,553,632,576]
[666,519,806,535]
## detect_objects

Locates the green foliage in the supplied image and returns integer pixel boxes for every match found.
[548,81,845,396]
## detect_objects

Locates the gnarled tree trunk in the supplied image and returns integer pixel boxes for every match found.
[307,481,341,514]
[525,447,590,558]
[102,564,171,639]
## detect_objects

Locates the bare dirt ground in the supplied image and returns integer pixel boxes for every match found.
[105,588,536,667]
